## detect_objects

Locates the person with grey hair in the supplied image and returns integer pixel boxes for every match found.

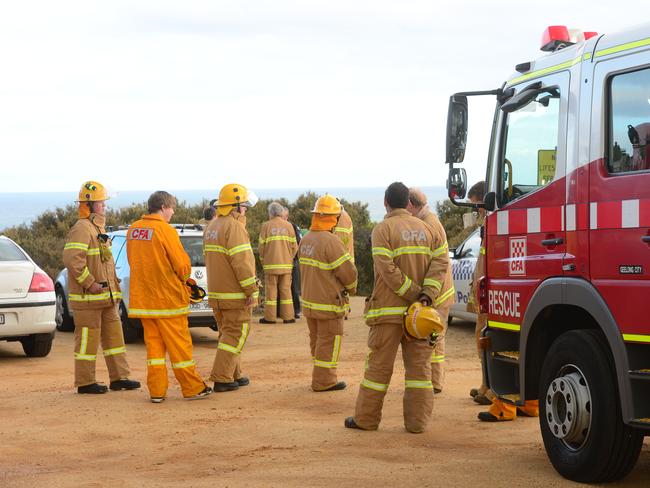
[259,201,298,323]
[282,206,303,319]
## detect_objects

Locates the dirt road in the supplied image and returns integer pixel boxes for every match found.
[1,297,648,487]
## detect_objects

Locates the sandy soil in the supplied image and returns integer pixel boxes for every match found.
[1,296,648,487]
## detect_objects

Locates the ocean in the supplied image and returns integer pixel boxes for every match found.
[0,186,448,231]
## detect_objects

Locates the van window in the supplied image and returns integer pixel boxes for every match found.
[181,236,204,267]
[501,87,561,204]
[608,67,650,174]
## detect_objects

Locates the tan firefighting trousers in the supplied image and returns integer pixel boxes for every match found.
[488,399,539,420]
[209,308,251,383]
[430,308,449,391]
[73,306,130,387]
[353,323,434,433]
[475,312,494,398]
[264,273,293,321]
[142,317,206,398]
[307,317,343,391]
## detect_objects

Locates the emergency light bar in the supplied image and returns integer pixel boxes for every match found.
[541,25,598,52]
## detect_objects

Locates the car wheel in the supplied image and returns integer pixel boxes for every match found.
[21,333,54,357]
[119,303,141,344]
[539,329,643,483]
[55,286,74,332]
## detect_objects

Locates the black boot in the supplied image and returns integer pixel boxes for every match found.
[344,417,363,430]
[315,381,346,392]
[283,319,296,324]
[110,379,141,391]
[78,383,108,394]
[213,381,239,392]
[259,318,276,324]
[236,377,250,387]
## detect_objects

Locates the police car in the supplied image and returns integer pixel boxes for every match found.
[55,224,215,342]
[448,228,480,323]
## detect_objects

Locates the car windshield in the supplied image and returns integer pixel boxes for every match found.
[0,239,27,261]
[181,236,204,267]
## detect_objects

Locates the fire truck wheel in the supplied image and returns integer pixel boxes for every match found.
[539,329,643,483]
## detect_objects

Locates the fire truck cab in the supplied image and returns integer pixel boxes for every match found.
[445,23,650,482]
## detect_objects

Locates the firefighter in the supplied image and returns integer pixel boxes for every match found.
[282,206,303,319]
[127,191,211,403]
[407,188,455,394]
[63,181,140,394]
[345,182,452,433]
[299,195,357,391]
[333,207,355,263]
[205,183,259,392]
[259,202,298,324]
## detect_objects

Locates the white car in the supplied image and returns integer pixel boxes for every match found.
[449,228,481,324]
[55,225,216,343]
[0,235,56,357]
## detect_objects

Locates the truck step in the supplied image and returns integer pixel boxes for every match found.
[629,369,650,380]
[492,350,520,364]
[630,418,650,430]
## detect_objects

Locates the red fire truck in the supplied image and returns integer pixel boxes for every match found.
[445,24,650,482]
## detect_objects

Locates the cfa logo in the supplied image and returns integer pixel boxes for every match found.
[205,230,219,241]
[301,244,315,256]
[401,230,427,242]
[129,228,154,241]
[270,227,288,236]
[509,237,526,276]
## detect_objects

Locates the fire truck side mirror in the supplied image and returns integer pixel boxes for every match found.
[484,191,496,211]
[447,168,467,200]
[446,94,468,164]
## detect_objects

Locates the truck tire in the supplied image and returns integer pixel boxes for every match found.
[21,333,54,357]
[119,303,141,344]
[539,329,643,483]
[55,286,74,332]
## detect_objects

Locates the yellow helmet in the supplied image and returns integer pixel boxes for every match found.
[77,181,109,202]
[311,194,342,215]
[215,183,258,216]
[185,278,207,303]
[403,302,445,343]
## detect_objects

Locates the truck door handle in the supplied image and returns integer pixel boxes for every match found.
[642,236,650,243]
[541,238,564,247]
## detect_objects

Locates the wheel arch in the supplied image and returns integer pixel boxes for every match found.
[519,277,633,423]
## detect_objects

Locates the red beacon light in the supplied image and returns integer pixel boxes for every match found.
[583,31,598,40]
[541,25,571,52]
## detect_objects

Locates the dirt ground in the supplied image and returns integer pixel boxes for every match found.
[1,296,648,488]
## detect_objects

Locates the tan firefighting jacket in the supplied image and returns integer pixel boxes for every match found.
[418,206,455,315]
[205,212,259,310]
[299,230,357,319]
[333,209,355,262]
[126,214,191,318]
[258,217,297,274]
[63,214,121,311]
[364,209,452,326]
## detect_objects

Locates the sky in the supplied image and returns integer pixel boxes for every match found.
[0,0,646,194]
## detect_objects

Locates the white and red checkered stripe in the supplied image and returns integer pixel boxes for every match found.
[488,200,650,235]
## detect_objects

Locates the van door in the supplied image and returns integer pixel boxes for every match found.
[590,54,650,341]
[486,71,570,328]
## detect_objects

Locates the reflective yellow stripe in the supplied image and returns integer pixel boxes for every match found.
[263,264,293,270]
[622,333,650,343]
[396,275,412,297]
[208,291,259,300]
[315,334,342,368]
[405,380,433,389]
[265,300,277,305]
[334,226,353,234]
[361,378,388,392]
[364,306,408,319]
[345,280,357,290]
[171,360,196,369]
[147,358,166,366]
[423,278,442,291]
[431,354,445,364]
[128,306,190,316]
[79,327,89,355]
[239,276,257,287]
[595,36,650,58]
[313,360,337,369]
[113,291,123,299]
[371,247,393,258]
[205,243,253,256]
[75,267,90,284]
[260,235,297,244]
[507,56,582,85]
[75,353,96,361]
[217,322,250,355]
[64,242,89,251]
[299,253,351,270]
[431,242,449,258]
[69,291,112,302]
[480,246,486,255]
[86,248,100,256]
[204,244,228,254]
[394,246,434,258]
[434,287,455,307]
[103,346,126,356]
[228,243,253,255]
[488,320,521,332]
[279,299,293,305]
[301,298,349,314]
